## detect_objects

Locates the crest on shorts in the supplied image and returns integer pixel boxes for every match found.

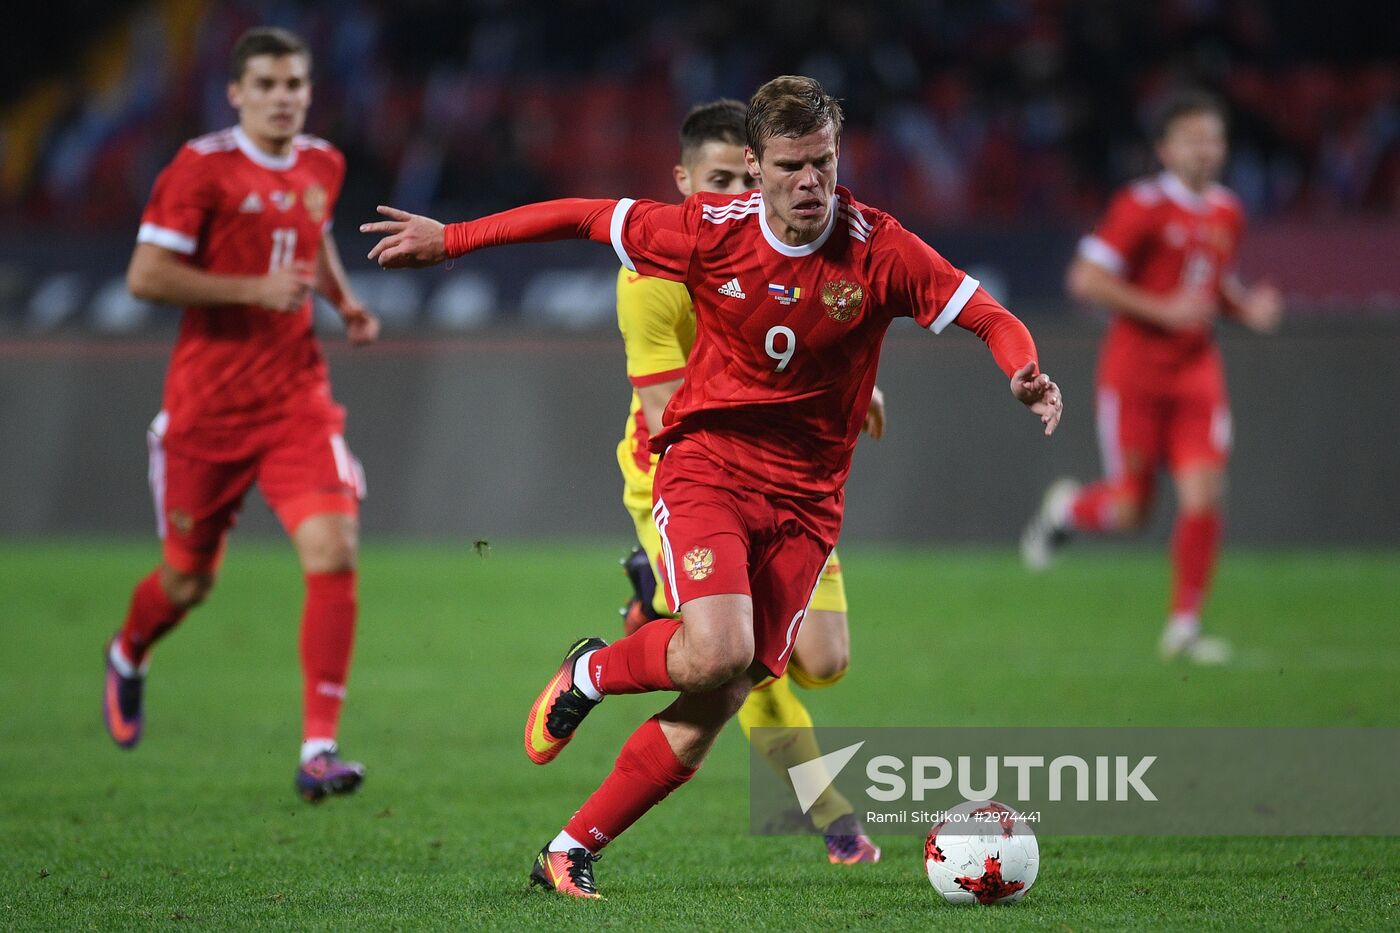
[167,509,193,535]
[303,184,328,223]
[683,546,715,581]
[821,280,864,322]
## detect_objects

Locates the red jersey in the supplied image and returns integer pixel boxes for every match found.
[137,126,346,459]
[610,186,1004,498]
[1078,171,1245,373]
[443,187,1036,500]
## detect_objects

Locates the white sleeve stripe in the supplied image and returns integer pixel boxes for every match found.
[610,198,637,273]
[137,223,197,255]
[929,274,980,335]
[1078,235,1125,274]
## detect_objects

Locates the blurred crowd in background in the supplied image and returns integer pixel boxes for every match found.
[4,0,1399,236]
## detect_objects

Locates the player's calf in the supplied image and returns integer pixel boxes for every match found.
[159,565,215,609]
[656,674,754,759]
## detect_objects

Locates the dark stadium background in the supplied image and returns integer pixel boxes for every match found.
[3,0,1398,546]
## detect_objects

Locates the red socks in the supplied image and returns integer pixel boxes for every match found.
[118,569,187,666]
[300,570,358,741]
[117,566,357,744]
[1068,481,1123,532]
[1170,511,1221,619]
[590,617,681,695]
[564,717,697,850]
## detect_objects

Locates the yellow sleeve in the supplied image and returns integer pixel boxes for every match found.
[616,267,693,386]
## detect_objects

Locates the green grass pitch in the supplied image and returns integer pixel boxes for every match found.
[2,539,1397,929]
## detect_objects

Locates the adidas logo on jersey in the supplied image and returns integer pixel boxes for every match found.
[718,278,746,299]
[239,192,264,213]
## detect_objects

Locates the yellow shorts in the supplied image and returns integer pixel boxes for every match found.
[620,444,847,617]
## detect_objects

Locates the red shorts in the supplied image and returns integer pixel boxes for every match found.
[1096,349,1231,504]
[147,410,365,574]
[651,442,842,678]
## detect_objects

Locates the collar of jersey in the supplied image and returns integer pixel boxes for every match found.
[757,193,838,257]
[1158,171,1210,213]
[233,125,298,171]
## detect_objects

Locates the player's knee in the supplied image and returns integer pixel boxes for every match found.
[686,647,753,692]
[1176,470,1225,513]
[160,567,215,609]
[672,630,753,692]
[790,612,849,687]
[1118,496,1151,531]
[313,538,357,573]
[670,595,755,691]
[789,653,848,689]
[295,516,358,573]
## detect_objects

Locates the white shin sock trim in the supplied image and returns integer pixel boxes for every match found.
[1167,612,1201,631]
[300,737,338,764]
[549,830,590,854]
[108,640,150,677]
[573,650,602,701]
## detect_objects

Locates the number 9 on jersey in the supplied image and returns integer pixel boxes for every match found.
[765,325,796,372]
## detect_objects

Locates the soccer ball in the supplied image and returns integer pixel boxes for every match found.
[924,800,1039,905]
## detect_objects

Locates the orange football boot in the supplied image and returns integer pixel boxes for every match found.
[524,636,606,765]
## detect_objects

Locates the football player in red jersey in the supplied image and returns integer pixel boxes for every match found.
[363,75,1061,897]
[614,99,883,865]
[1020,91,1281,664]
[104,27,379,803]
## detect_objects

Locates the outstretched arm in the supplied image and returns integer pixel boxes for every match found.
[361,200,618,269]
[955,292,1063,436]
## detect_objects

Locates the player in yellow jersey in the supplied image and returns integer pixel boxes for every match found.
[614,99,884,864]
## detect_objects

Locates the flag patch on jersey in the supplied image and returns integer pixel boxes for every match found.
[768,283,802,305]
[718,278,746,299]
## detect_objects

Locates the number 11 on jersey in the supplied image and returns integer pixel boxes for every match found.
[270,228,298,272]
